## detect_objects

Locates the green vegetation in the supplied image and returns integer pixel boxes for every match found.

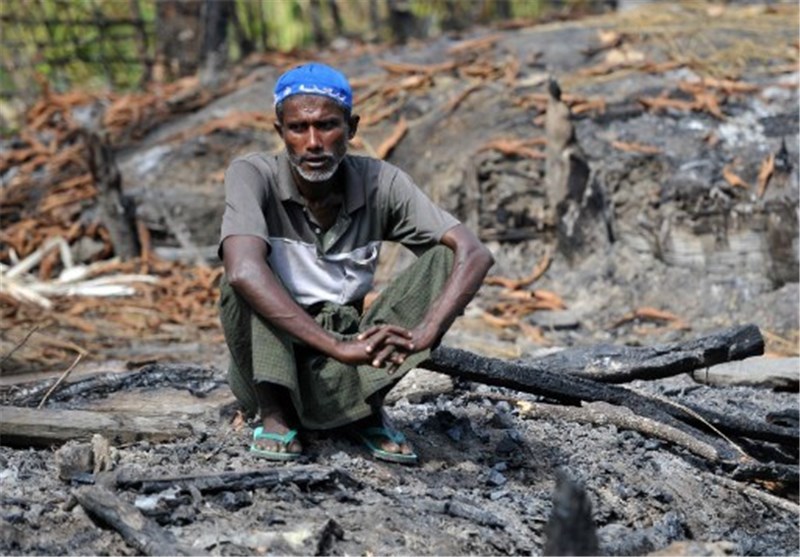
[0,0,586,101]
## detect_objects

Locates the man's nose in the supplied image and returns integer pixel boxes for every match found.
[307,127,322,150]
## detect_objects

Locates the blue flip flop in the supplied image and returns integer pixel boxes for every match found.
[250,426,302,461]
[354,426,418,464]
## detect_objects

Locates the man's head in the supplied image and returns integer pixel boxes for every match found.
[273,63,359,183]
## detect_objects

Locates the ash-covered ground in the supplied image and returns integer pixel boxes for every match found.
[2,2,799,555]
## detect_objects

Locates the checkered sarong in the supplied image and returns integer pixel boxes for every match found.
[219,245,453,430]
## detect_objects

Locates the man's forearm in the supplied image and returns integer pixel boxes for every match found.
[228,259,341,356]
[416,232,494,346]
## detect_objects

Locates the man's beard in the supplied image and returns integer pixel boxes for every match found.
[288,149,345,182]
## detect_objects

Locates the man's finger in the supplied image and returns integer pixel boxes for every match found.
[357,325,384,341]
[358,324,412,341]
[371,345,396,368]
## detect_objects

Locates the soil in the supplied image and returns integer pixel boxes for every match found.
[1,3,799,556]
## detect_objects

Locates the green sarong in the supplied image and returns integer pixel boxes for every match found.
[219,245,454,430]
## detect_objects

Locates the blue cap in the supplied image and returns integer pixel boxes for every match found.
[273,62,352,110]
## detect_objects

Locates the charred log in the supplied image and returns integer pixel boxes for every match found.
[543,324,764,383]
[115,465,356,495]
[3,363,222,407]
[74,486,198,556]
[543,469,598,556]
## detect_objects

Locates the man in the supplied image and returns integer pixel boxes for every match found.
[219,62,493,464]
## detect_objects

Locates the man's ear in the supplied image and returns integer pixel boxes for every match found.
[274,121,283,137]
[347,114,360,140]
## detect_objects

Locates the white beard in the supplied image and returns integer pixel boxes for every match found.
[288,151,345,182]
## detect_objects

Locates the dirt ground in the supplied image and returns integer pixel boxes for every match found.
[1,2,799,555]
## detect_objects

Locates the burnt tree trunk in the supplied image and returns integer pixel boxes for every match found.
[546,79,613,262]
[83,131,139,260]
[154,0,203,79]
[387,0,418,44]
[200,0,233,87]
[309,0,326,46]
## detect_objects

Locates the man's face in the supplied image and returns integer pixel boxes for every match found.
[275,95,356,183]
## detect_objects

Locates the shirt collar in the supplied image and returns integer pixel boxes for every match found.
[276,151,364,213]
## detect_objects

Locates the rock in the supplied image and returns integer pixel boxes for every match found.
[528,309,581,330]
[648,540,737,556]
[691,357,799,391]
[55,441,94,482]
[486,469,508,487]
[385,368,454,404]
[70,236,106,264]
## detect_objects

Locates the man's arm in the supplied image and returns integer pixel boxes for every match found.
[364,223,494,367]
[223,235,415,366]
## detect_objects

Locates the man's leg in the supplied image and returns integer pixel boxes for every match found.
[219,276,302,456]
[355,245,455,458]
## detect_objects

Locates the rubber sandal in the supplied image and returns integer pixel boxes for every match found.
[354,426,418,464]
[250,426,302,461]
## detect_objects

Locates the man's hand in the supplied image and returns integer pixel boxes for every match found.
[335,324,415,368]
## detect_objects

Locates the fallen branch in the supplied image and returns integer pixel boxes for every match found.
[376,118,408,159]
[484,249,552,289]
[37,352,84,409]
[516,400,723,462]
[0,325,39,368]
[708,475,800,515]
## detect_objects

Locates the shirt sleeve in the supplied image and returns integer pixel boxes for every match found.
[381,165,460,251]
[218,159,271,258]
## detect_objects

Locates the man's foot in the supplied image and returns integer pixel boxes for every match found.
[351,411,418,464]
[252,384,303,460]
[250,417,303,461]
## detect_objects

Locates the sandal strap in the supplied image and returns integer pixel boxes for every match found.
[361,426,406,444]
[253,426,298,445]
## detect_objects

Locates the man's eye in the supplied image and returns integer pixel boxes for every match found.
[289,124,306,132]
[318,121,338,130]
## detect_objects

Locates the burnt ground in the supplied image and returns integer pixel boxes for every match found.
[2,2,800,556]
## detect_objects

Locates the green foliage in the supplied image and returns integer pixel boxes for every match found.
[0,0,576,101]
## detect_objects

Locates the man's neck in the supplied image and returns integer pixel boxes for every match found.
[292,167,343,204]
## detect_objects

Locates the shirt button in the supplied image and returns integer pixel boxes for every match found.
[314,228,321,234]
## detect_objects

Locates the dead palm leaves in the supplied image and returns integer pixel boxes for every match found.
[482,249,558,344]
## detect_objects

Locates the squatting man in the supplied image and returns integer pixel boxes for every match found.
[218,62,494,464]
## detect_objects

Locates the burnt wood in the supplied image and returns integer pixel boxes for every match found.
[83,130,139,260]
[0,406,192,447]
[532,324,764,383]
[115,465,357,495]
[74,485,199,556]
[423,325,797,456]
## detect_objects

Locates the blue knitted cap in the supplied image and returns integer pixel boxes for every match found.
[273,63,352,110]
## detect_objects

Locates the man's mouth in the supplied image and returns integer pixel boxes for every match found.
[302,156,333,169]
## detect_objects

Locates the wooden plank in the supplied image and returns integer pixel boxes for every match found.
[79,387,235,417]
[0,406,193,447]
